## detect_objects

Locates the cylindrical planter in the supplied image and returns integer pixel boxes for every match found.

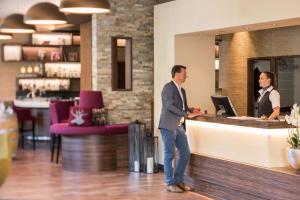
[287,148,300,171]
[143,136,159,173]
[0,127,11,186]
[128,121,146,172]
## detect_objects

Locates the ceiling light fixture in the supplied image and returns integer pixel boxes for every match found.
[60,0,110,14]
[0,14,35,33]
[24,3,67,25]
[0,33,13,40]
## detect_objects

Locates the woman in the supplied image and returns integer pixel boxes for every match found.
[257,71,280,120]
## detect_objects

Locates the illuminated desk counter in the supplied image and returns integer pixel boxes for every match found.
[186,115,290,168]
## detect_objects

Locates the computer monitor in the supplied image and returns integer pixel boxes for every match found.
[211,96,238,117]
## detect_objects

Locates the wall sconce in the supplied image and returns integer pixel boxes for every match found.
[215,59,219,70]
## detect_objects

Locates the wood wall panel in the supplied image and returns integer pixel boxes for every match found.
[62,133,128,172]
[80,22,92,90]
[0,34,31,101]
[185,153,300,200]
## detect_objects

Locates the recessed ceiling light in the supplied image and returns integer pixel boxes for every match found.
[272,23,277,26]
[24,3,67,25]
[60,0,110,14]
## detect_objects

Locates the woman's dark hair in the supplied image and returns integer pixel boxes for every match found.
[171,65,186,78]
[261,71,277,88]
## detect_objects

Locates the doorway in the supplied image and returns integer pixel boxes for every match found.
[247,56,300,116]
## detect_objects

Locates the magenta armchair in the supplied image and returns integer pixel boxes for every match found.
[49,100,74,163]
[79,91,104,108]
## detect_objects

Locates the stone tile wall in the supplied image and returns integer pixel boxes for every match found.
[92,0,154,129]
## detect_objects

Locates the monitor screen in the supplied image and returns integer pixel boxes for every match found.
[211,96,238,117]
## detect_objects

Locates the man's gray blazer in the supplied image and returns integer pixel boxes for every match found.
[159,81,190,131]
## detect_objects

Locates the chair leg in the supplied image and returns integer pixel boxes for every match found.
[18,121,22,148]
[50,134,56,162]
[20,121,25,149]
[32,119,36,150]
[56,135,61,164]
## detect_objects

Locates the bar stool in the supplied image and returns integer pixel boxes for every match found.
[13,106,36,150]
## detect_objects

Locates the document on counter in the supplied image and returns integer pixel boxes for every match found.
[227,116,260,120]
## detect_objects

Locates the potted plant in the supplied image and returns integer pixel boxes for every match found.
[285,104,300,171]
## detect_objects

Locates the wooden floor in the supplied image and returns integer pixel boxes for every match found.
[0,149,212,200]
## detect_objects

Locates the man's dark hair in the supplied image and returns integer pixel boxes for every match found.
[171,65,186,78]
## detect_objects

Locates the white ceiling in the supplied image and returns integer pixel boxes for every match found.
[0,0,60,20]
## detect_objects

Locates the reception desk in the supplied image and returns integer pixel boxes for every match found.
[186,115,289,168]
[184,116,300,200]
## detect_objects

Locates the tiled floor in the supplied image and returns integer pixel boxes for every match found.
[0,149,212,200]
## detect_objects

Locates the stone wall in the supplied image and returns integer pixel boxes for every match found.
[92,0,154,129]
[219,25,300,115]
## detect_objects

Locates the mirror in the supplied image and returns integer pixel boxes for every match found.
[111,37,132,91]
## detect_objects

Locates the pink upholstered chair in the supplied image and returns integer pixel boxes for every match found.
[79,91,104,108]
[49,100,74,163]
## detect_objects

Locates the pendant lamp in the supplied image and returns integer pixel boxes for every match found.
[60,0,110,14]
[0,14,35,33]
[0,33,13,40]
[24,3,67,25]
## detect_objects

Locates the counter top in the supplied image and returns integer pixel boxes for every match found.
[189,115,289,129]
[14,99,49,109]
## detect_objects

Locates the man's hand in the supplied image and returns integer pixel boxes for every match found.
[193,107,201,114]
[187,112,203,119]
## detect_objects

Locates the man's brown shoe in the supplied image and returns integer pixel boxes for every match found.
[177,183,193,191]
[167,184,184,193]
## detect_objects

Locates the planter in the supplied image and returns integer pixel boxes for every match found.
[0,130,11,186]
[287,148,300,171]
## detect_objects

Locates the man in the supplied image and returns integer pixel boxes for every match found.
[159,65,201,193]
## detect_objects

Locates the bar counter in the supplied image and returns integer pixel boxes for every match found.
[14,99,49,109]
[14,99,50,141]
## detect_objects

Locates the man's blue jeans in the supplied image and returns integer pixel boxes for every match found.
[161,127,191,186]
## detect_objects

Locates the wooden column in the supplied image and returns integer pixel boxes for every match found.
[80,22,92,90]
